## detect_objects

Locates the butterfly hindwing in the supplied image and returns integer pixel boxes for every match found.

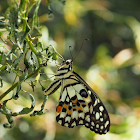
[55,71,110,134]
[74,71,110,134]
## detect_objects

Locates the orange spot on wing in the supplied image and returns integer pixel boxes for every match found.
[73,106,77,110]
[56,106,62,113]
[76,106,81,110]
[71,98,78,104]
[63,104,68,109]
[76,104,84,112]
[67,109,72,114]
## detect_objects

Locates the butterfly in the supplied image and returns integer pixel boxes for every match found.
[44,59,110,134]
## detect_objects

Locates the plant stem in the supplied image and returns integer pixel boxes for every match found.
[0,67,41,101]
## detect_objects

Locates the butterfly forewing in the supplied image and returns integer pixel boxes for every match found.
[44,59,110,134]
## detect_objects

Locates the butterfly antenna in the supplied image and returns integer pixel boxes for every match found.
[69,46,74,61]
[73,39,89,61]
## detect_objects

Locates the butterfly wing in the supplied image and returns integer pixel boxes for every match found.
[56,71,110,134]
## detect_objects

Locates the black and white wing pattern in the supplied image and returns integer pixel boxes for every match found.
[44,59,110,134]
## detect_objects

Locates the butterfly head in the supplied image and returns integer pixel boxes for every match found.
[58,59,73,71]
[65,59,72,65]
[64,59,73,71]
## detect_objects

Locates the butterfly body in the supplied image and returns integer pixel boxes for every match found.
[45,59,110,134]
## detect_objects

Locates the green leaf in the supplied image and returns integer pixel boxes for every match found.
[13,53,25,64]
[30,95,48,116]
[0,16,5,21]
[21,23,31,43]
[0,97,14,128]
[52,51,57,60]
[24,57,30,69]
[19,71,28,82]
[15,84,21,99]
[12,90,35,116]
[0,21,6,28]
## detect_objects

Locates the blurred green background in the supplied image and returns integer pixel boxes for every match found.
[1,0,140,140]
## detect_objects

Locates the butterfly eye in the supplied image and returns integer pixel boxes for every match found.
[66,59,72,65]
[80,89,88,98]
[66,61,70,65]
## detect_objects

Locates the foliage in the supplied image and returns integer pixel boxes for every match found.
[0,0,60,128]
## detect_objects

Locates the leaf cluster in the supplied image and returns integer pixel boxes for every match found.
[0,0,60,128]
